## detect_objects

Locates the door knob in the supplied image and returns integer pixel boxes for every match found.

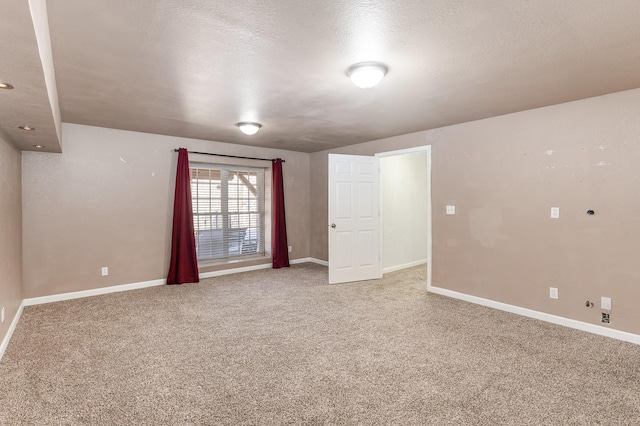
[330,223,336,228]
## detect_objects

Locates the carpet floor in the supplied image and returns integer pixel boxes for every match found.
[1,263,639,425]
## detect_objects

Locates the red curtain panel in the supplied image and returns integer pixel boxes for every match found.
[272,158,290,268]
[167,148,200,284]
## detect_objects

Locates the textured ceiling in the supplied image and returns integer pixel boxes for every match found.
[3,1,640,153]
[0,0,60,152]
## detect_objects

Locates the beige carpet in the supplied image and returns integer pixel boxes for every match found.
[1,263,639,425]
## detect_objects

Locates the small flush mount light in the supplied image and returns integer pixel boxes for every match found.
[236,122,262,136]
[346,62,388,89]
[0,82,14,89]
[33,145,44,149]
[19,125,35,131]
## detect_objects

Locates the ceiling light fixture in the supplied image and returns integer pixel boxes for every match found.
[33,145,44,149]
[0,82,14,89]
[236,122,262,136]
[346,62,388,89]
[19,125,35,131]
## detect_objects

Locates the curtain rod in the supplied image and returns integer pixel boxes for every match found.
[174,149,284,163]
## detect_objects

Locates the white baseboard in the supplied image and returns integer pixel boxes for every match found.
[199,257,327,278]
[295,257,328,266]
[0,301,25,362]
[23,278,167,307]
[24,258,327,306]
[383,259,428,274]
[429,286,640,345]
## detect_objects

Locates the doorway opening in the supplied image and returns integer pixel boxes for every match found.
[376,146,432,289]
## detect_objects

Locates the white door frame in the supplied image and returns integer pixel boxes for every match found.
[375,145,432,290]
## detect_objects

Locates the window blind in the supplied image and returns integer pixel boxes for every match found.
[190,164,265,261]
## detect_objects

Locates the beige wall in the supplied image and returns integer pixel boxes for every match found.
[22,124,310,298]
[311,88,640,335]
[0,135,22,343]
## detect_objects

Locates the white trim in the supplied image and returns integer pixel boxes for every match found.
[198,257,327,278]
[0,301,25,362]
[425,145,432,292]
[375,146,430,158]
[24,278,166,306]
[383,259,428,274]
[23,259,328,306]
[301,257,329,266]
[429,286,640,345]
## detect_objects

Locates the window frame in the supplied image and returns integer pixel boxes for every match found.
[189,162,268,264]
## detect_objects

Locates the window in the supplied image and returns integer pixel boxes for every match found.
[190,164,265,261]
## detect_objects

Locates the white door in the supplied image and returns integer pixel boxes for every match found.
[328,153,381,284]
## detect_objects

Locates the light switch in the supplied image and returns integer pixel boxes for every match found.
[601,297,611,310]
[550,207,560,219]
[446,205,456,215]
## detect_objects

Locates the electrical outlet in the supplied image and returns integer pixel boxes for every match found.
[601,297,611,310]
[550,207,560,219]
[1,307,4,323]
[101,267,109,276]
[602,313,610,324]
[288,246,292,253]
[549,287,559,299]
[446,205,456,215]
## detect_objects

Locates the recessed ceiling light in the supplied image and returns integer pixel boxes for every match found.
[236,122,262,136]
[33,145,44,149]
[0,82,14,89]
[19,126,35,131]
[346,62,389,89]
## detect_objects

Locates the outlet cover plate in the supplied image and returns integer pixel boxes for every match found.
[550,207,560,219]
[549,287,559,299]
[446,205,456,215]
[601,297,611,310]
[101,267,108,276]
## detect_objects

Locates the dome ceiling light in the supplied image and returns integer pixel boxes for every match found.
[236,122,262,136]
[346,62,389,89]
[0,82,14,89]
[19,125,36,131]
